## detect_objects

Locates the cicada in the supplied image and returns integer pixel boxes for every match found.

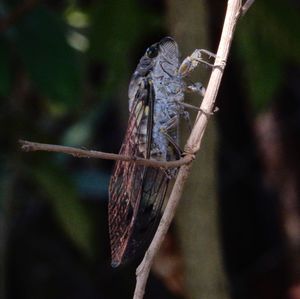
[109,37,207,267]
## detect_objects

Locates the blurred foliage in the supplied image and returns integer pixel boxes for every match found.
[2,0,300,298]
[88,0,161,97]
[14,7,83,108]
[0,0,163,259]
[30,162,94,256]
[236,0,300,112]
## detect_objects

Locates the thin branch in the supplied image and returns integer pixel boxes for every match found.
[0,0,39,32]
[241,0,255,16]
[19,139,193,169]
[133,0,249,298]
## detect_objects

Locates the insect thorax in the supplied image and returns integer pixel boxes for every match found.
[149,64,185,161]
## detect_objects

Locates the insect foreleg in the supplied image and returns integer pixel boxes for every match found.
[177,101,203,112]
[198,49,216,59]
[185,82,206,96]
[175,100,218,121]
[178,49,216,77]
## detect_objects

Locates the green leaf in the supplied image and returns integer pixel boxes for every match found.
[31,163,94,256]
[14,7,82,107]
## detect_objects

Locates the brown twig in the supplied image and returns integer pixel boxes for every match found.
[133,0,251,298]
[0,0,39,32]
[19,139,194,169]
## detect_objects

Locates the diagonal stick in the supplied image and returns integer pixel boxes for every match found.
[132,1,254,298]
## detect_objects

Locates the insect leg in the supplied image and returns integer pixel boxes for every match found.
[181,110,192,133]
[159,116,182,158]
[178,49,216,77]
[199,49,216,59]
[185,82,206,97]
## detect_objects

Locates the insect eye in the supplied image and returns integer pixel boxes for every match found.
[146,45,159,58]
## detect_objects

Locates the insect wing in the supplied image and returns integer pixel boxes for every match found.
[108,81,169,267]
[109,96,146,266]
[123,167,169,262]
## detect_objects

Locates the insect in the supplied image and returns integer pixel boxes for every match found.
[109,37,211,267]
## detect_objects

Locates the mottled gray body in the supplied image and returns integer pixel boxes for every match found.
[130,38,185,163]
[109,37,205,267]
[151,55,184,160]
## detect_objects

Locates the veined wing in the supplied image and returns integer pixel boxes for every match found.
[108,78,170,267]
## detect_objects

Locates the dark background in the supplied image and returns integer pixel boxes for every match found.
[1,0,300,299]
